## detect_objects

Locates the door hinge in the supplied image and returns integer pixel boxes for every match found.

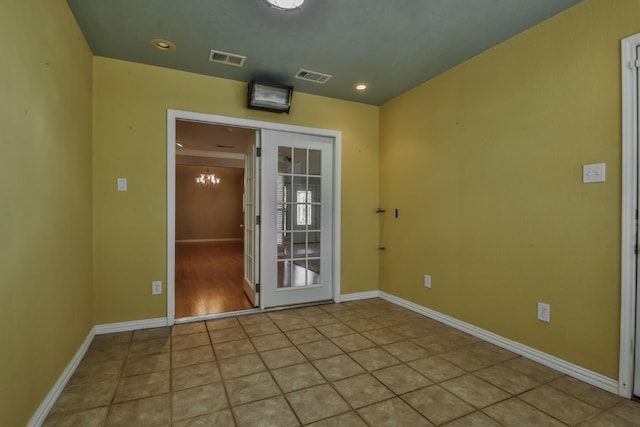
[256,147,261,157]
[256,215,261,225]
[256,283,260,293]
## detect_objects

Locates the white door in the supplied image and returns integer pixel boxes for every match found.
[261,130,334,308]
[243,134,260,307]
[634,44,640,398]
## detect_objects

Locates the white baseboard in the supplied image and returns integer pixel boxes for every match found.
[176,238,242,243]
[94,317,168,335]
[27,327,96,427]
[379,291,619,394]
[340,291,380,302]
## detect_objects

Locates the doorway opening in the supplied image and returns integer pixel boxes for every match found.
[174,120,256,318]
[167,110,342,325]
[175,164,252,316]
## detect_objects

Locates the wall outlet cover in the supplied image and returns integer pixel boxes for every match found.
[152,280,162,295]
[537,302,550,322]
[424,274,432,288]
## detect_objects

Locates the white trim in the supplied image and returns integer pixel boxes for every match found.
[169,110,342,138]
[167,109,342,323]
[341,291,380,302]
[30,317,169,425]
[167,111,177,325]
[175,308,262,324]
[176,238,242,243]
[177,148,245,160]
[379,292,619,394]
[333,134,342,304]
[620,33,640,399]
[94,318,168,335]
[27,327,95,427]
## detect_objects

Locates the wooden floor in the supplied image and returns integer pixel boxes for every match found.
[175,241,253,318]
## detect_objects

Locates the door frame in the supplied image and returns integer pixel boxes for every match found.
[620,32,640,398]
[166,109,342,325]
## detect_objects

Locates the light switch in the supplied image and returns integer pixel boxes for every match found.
[582,163,605,183]
[117,178,127,192]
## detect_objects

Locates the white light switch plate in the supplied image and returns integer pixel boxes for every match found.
[583,163,605,183]
[117,178,128,191]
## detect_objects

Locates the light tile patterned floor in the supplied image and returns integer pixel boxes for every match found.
[44,298,640,426]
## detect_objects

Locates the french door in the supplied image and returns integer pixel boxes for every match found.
[243,134,260,307]
[261,130,334,308]
[167,109,341,324]
[634,44,640,398]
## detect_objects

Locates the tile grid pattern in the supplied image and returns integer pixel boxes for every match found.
[44,298,640,426]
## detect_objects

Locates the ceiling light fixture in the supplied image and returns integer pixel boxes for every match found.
[264,0,305,11]
[353,82,370,92]
[248,81,293,114]
[149,38,176,52]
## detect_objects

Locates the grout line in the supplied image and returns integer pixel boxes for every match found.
[167,328,174,426]
[204,322,238,427]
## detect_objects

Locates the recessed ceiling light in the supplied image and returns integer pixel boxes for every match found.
[149,38,176,52]
[353,83,370,92]
[264,0,305,11]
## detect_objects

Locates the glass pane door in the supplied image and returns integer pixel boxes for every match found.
[277,147,322,288]
[261,130,333,308]
[242,137,259,307]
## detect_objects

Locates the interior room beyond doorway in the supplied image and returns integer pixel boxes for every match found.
[174,120,255,318]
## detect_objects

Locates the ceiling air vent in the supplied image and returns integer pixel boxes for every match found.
[208,50,246,67]
[294,68,332,84]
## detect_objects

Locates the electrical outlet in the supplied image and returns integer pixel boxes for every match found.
[152,280,162,295]
[117,178,128,192]
[537,302,550,322]
[424,274,432,288]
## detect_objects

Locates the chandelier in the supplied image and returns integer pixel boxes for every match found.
[195,171,221,189]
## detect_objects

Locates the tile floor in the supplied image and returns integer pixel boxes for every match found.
[44,298,640,426]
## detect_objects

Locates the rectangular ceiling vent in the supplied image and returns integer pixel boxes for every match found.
[294,68,332,84]
[208,49,246,67]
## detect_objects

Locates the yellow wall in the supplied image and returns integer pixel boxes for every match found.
[92,57,379,323]
[0,0,94,425]
[4,0,637,422]
[379,0,639,379]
